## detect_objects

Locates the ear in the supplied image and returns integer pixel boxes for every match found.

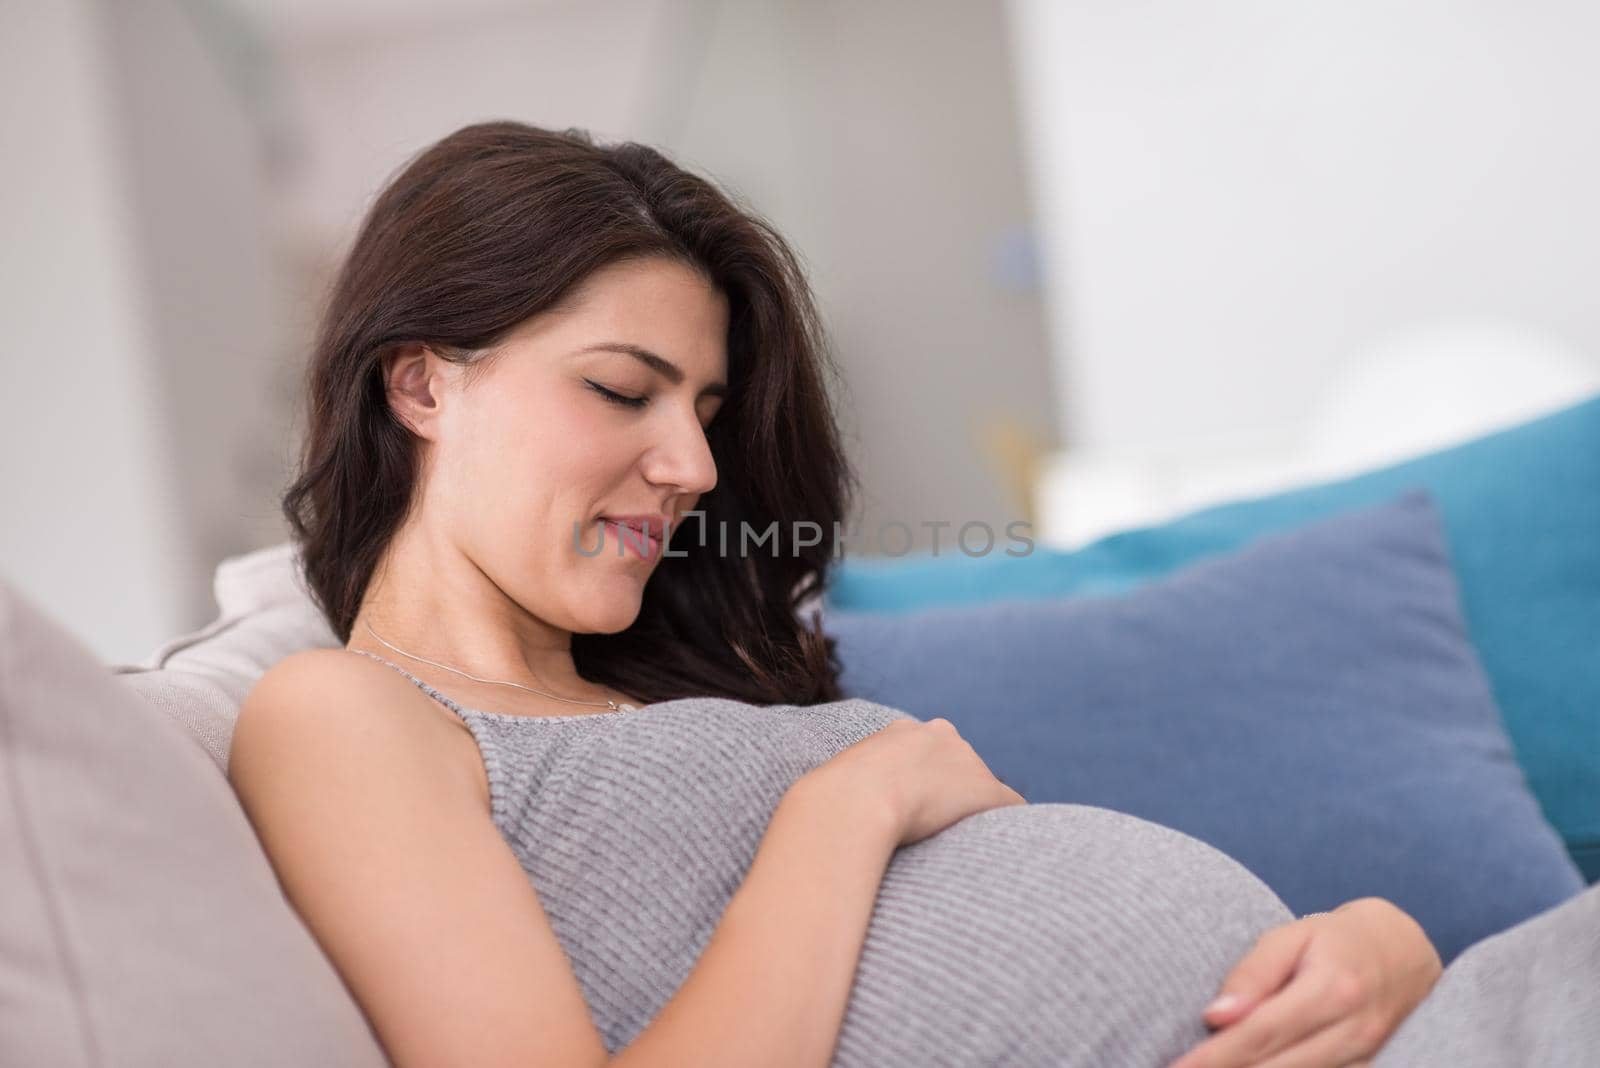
[381,342,449,440]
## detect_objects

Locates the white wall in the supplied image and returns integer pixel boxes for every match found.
[103,0,291,618]
[1,0,284,665]
[0,0,189,665]
[1008,0,1600,452]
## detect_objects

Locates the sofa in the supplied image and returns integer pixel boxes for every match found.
[4,393,1596,1066]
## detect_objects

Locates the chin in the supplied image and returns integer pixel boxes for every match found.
[582,612,641,635]
[574,588,646,634]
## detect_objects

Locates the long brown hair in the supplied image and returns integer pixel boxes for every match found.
[283,121,857,705]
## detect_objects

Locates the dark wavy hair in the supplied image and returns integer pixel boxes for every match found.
[282,120,857,705]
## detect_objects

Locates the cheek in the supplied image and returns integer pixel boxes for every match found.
[558,413,639,483]
[448,416,559,530]
[467,393,636,537]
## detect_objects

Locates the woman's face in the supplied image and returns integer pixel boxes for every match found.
[415,255,729,635]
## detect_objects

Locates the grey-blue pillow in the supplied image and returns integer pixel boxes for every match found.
[825,394,1600,883]
[823,489,1584,965]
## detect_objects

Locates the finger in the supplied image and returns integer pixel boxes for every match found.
[1204,923,1315,1027]
[1171,968,1349,1068]
[1248,1012,1372,1068]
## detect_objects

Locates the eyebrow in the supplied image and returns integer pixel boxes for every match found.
[577,342,728,398]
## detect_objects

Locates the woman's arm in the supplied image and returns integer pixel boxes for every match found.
[611,773,899,1068]
[616,714,1022,1067]
[230,651,611,1068]
[232,650,900,1068]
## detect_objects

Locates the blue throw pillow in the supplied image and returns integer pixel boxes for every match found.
[826,393,1600,882]
[824,490,1586,965]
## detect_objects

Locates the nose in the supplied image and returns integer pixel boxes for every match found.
[641,407,718,498]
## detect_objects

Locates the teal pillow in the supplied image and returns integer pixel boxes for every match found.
[827,392,1600,881]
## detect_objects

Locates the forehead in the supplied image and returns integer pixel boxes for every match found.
[523,257,729,371]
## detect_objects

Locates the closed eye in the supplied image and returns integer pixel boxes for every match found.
[585,379,648,409]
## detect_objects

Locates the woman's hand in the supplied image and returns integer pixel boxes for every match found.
[1167,897,1442,1068]
[798,717,1027,848]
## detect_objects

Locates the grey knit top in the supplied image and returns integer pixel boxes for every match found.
[355,651,1297,1066]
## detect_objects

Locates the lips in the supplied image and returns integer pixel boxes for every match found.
[598,515,666,560]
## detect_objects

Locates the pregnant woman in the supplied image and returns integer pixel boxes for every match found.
[229,121,1575,1067]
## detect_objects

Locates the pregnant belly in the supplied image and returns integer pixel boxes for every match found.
[830,803,1295,1068]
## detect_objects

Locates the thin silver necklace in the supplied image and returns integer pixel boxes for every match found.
[361,620,638,712]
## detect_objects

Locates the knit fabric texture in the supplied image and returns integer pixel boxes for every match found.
[353,652,1301,1065]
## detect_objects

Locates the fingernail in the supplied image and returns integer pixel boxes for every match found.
[1206,993,1241,1015]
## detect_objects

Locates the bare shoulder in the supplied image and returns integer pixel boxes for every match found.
[244,645,427,710]
[230,647,485,808]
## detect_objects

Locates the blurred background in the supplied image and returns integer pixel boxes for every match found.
[5,0,1600,666]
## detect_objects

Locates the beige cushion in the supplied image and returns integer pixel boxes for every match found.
[0,576,390,1066]
[111,542,338,772]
